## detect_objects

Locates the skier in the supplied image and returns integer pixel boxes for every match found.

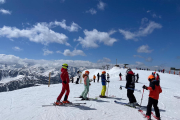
[80,71,90,100]
[99,71,110,98]
[136,73,139,83]
[126,68,138,107]
[97,73,100,82]
[142,75,162,120]
[107,73,110,81]
[55,63,70,105]
[93,75,96,83]
[76,71,81,84]
[119,72,122,80]
[156,73,160,81]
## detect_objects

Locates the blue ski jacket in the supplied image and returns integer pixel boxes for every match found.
[101,74,106,85]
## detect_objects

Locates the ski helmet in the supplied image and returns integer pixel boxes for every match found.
[148,75,155,81]
[102,71,106,74]
[62,63,68,69]
[85,71,89,74]
[126,68,132,73]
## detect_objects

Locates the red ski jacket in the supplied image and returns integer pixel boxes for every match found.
[147,80,162,100]
[60,68,70,83]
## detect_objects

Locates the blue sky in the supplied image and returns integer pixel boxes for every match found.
[0,0,180,69]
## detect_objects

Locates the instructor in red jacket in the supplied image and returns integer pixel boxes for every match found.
[55,63,70,105]
[143,75,162,120]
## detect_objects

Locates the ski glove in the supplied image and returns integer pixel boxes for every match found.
[63,81,67,84]
[142,85,147,90]
[106,80,110,83]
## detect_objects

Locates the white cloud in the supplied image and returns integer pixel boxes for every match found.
[75,29,117,48]
[137,45,153,53]
[12,46,22,51]
[43,49,53,56]
[56,51,62,54]
[0,0,5,4]
[61,0,65,2]
[49,20,81,32]
[97,57,111,63]
[145,57,153,62]
[97,1,106,10]
[86,8,97,15]
[147,10,151,13]
[0,9,11,15]
[63,49,86,56]
[119,20,162,40]
[0,23,69,46]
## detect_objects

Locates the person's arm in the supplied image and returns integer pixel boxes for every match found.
[84,76,87,86]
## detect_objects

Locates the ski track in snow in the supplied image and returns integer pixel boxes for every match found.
[0,68,180,120]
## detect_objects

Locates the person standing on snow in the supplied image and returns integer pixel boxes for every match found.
[136,73,139,83]
[107,73,110,81]
[55,63,70,105]
[126,68,138,107]
[119,72,122,80]
[93,75,96,83]
[76,71,81,84]
[97,73,100,82]
[142,75,162,120]
[80,71,90,100]
[156,73,160,81]
[99,71,110,98]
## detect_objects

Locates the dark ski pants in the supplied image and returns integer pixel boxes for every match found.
[57,83,70,101]
[136,78,139,82]
[146,97,160,117]
[93,79,95,82]
[97,77,99,82]
[76,78,79,84]
[127,89,137,103]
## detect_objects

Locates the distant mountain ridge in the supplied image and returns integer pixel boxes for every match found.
[0,63,91,92]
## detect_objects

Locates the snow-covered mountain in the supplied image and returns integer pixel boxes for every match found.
[0,67,180,120]
[0,63,92,92]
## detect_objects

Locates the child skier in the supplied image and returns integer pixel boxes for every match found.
[55,63,70,105]
[142,75,162,120]
[119,72,122,80]
[80,71,90,100]
[93,75,96,83]
[99,71,110,98]
[126,68,138,107]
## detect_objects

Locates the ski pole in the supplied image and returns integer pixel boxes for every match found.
[140,89,144,107]
[119,85,141,93]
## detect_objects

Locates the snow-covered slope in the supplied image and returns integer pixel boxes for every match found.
[0,67,180,120]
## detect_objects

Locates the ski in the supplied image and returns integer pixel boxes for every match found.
[42,102,86,107]
[138,109,151,120]
[114,100,138,109]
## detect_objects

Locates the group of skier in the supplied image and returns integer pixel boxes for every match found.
[55,63,162,120]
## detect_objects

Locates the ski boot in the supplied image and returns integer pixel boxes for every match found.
[133,102,140,106]
[55,100,63,105]
[79,96,83,98]
[146,115,151,120]
[62,100,71,104]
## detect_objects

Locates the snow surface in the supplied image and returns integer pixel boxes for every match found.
[0,67,180,120]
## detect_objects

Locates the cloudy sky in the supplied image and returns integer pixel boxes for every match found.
[0,0,179,69]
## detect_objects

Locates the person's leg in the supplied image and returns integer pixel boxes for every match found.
[146,97,153,117]
[132,90,137,103]
[153,99,160,118]
[81,84,86,96]
[83,85,89,99]
[57,84,66,101]
[64,84,70,101]
[102,85,106,96]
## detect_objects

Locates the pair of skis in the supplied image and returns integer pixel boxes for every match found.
[138,109,159,120]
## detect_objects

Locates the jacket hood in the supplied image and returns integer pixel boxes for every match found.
[152,80,160,86]
[128,71,134,75]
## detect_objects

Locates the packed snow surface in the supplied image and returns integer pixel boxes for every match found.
[0,67,180,120]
